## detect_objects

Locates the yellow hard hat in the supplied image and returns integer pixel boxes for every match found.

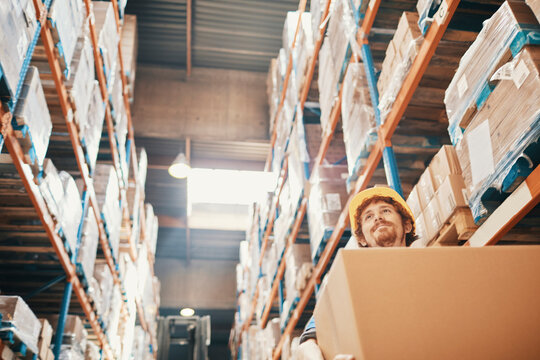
[348,186,415,234]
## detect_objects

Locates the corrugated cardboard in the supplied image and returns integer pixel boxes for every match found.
[314,247,540,360]
[414,211,428,245]
[429,145,462,190]
[406,185,423,218]
[527,0,540,21]
[38,319,53,360]
[416,167,436,209]
[424,195,443,241]
[436,174,468,224]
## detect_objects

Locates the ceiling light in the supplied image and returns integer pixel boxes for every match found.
[169,152,191,179]
[180,307,195,317]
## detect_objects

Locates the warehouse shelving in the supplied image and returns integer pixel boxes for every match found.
[237,0,539,358]
[0,0,158,358]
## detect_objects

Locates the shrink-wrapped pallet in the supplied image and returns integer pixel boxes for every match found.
[307,164,349,258]
[0,0,37,95]
[284,243,312,304]
[48,0,85,76]
[341,63,377,177]
[84,342,100,360]
[92,1,119,83]
[67,35,95,127]
[318,39,338,131]
[48,315,87,356]
[93,165,121,258]
[76,205,99,280]
[378,12,424,123]
[121,15,138,102]
[326,0,357,85]
[81,81,105,171]
[58,171,83,254]
[0,296,41,354]
[445,1,539,144]
[453,45,540,222]
[93,261,114,321]
[293,12,314,100]
[13,66,52,169]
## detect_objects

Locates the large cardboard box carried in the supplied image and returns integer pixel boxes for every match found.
[314,247,540,360]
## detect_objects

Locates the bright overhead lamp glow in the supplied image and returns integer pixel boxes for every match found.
[169,153,191,179]
[180,307,195,317]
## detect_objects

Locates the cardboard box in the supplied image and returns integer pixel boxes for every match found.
[413,211,428,246]
[0,296,41,354]
[314,246,540,360]
[429,145,462,190]
[406,185,423,219]
[46,348,54,360]
[436,174,468,225]
[416,167,436,209]
[1,343,15,360]
[527,0,540,21]
[38,319,53,360]
[423,195,444,241]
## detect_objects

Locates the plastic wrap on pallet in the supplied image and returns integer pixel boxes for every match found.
[111,68,128,149]
[87,276,103,316]
[58,171,83,254]
[120,254,138,315]
[93,261,114,321]
[307,165,349,259]
[92,1,119,82]
[94,164,121,259]
[282,12,310,55]
[0,296,41,354]
[293,12,314,99]
[153,276,161,308]
[84,342,100,360]
[106,285,123,357]
[284,244,312,303]
[444,1,540,145]
[416,0,442,34]
[137,242,151,299]
[144,203,158,250]
[81,81,105,171]
[527,0,540,22]
[318,39,339,132]
[326,0,357,85]
[287,121,308,207]
[48,315,87,356]
[378,12,424,123]
[138,148,148,189]
[39,159,64,220]
[13,66,52,168]
[67,35,95,126]
[261,319,281,359]
[0,0,37,95]
[132,326,145,360]
[341,62,377,177]
[48,0,85,77]
[76,205,99,280]
[121,15,138,102]
[454,45,540,222]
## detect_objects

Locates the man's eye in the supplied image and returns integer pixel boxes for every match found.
[365,214,372,221]
[383,209,391,213]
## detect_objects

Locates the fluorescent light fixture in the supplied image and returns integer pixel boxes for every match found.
[180,307,195,317]
[187,168,276,205]
[169,153,191,179]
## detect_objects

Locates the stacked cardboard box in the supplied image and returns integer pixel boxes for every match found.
[47,0,85,77]
[453,45,540,222]
[144,204,159,255]
[292,13,315,101]
[0,296,42,354]
[13,67,52,170]
[261,319,281,360]
[307,164,349,258]
[80,81,105,171]
[318,39,339,131]
[341,63,377,177]
[48,315,88,358]
[59,171,83,254]
[93,1,119,84]
[68,35,96,127]
[85,342,100,360]
[406,145,474,245]
[37,319,53,360]
[378,12,424,123]
[0,0,37,96]
[121,15,138,103]
[93,261,114,323]
[283,244,313,313]
[94,164,121,259]
[527,0,540,21]
[444,1,539,145]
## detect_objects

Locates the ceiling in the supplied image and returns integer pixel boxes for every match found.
[125,0,301,72]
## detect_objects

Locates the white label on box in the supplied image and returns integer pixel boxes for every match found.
[435,0,449,25]
[457,75,468,98]
[467,120,495,187]
[512,60,530,89]
[325,193,342,211]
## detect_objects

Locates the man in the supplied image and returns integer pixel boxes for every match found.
[296,186,416,359]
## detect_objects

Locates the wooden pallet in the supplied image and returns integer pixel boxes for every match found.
[429,207,478,246]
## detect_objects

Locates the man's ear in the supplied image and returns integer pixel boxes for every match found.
[404,219,413,234]
[357,235,367,247]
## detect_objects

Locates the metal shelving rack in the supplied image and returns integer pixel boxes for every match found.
[0,0,158,357]
[237,0,540,358]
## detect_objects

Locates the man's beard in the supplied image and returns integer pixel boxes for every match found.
[373,226,400,247]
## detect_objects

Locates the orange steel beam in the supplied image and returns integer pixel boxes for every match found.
[261,197,308,327]
[465,166,540,247]
[380,0,460,141]
[187,0,192,76]
[2,121,114,360]
[259,158,288,267]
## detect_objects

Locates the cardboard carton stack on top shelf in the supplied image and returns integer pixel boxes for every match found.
[0,0,37,97]
[93,1,119,86]
[444,1,540,223]
[121,15,138,103]
[292,12,316,102]
[340,62,377,179]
